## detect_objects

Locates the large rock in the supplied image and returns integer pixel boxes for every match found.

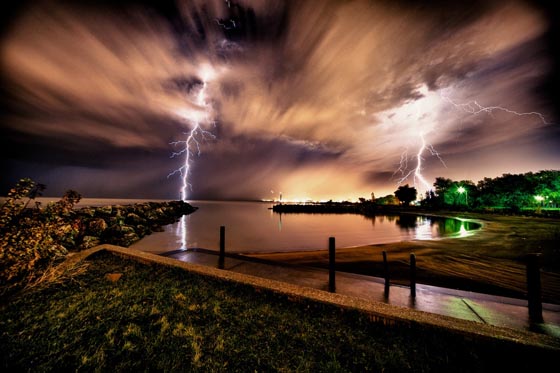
[78,207,95,218]
[88,218,108,236]
[125,213,145,225]
[135,225,151,237]
[95,205,112,217]
[79,235,101,250]
[102,224,140,247]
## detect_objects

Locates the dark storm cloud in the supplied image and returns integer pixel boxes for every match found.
[1,0,558,200]
[429,36,552,156]
[363,171,397,185]
[186,134,345,200]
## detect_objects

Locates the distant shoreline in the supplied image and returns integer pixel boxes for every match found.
[0,197,276,207]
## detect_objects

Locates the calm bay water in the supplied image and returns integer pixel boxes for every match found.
[128,200,479,254]
[3,198,478,253]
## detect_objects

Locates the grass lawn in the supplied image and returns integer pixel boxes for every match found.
[1,250,557,372]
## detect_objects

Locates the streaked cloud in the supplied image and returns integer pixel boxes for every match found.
[0,0,557,200]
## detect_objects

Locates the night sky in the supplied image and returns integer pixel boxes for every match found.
[1,0,559,201]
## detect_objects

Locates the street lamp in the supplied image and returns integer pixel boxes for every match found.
[457,186,468,206]
[534,195,544,207]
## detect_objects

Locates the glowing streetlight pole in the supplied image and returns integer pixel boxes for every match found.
[458,186,468,206]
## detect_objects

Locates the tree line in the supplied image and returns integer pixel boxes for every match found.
[369,170,560,211]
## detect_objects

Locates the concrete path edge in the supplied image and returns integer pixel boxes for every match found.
[71,244,560,351]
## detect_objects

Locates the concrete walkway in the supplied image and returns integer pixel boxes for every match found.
[161,248,560,339]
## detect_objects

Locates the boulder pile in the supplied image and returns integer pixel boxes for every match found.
[74,201,197,249]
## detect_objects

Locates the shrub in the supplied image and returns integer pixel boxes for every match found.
[0,178,196,296]
[0,178,81,295]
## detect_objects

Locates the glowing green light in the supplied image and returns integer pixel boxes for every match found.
[534,195,544,202]
[458,222,469,237]
[457,186,466,194]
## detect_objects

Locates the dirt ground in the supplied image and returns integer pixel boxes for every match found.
[247,212,560,304]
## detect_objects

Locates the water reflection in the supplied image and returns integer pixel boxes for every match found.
[133,201,481,254]
[369,214,480,240]
[395,215,418,229]
[432,218,480,237]
[458,222,469,238]
[413,217,435,240]
[176,214,189,250]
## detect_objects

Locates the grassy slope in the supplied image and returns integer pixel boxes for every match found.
[1,251,557,372]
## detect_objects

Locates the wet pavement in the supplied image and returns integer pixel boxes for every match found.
[161,248,560,339]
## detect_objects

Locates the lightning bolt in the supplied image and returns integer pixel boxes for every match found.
[168,126,215,201]
[215,19,236,30]
[394,133,445,192]
[440,95,549,125]
[391,86,549,196]
[168,64,217,201]
[392,90,446,193]
[167,64,219,250]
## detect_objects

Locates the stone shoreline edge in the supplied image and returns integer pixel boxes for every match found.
[72,244,560,351]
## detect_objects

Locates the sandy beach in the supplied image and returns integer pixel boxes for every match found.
[247,212,560,304]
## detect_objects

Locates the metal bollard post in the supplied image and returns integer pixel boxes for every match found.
[329,237,336,292]
[526,253,543,323]
[383,250,389,296]
[410,253,416,298]
[218,226,225,269]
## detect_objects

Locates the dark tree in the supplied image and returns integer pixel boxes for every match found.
[433,177,453,206]
[394,184,417,206]
[421,189,437,208]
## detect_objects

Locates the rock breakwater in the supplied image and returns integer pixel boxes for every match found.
[75,201,197,249]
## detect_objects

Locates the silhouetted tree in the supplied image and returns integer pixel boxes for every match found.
[394,184,417,206]
[432,177,453,206]
[421,189,437,208]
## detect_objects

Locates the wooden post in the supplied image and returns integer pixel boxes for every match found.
[218,226,225,269]
[329,237,336,293]
[383,250,389,296]
[410,253,416,298]
[526,253,543,322]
